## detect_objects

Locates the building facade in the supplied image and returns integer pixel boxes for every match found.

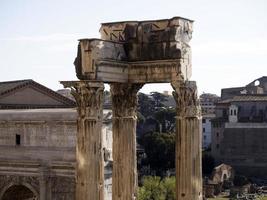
[200,93,220,149]
[211,77,267,177]
[0,80,112,200]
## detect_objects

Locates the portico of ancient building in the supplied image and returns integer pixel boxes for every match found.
[61,16,202,200]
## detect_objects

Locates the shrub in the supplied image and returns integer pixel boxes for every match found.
[138,176,176,200]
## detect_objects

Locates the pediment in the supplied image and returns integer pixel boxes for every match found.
[0,80,75,109]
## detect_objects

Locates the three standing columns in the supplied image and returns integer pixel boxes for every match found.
[110,83,143,200]
[63,80,202,200]
[62,81,105,200]
[172,80,203,200]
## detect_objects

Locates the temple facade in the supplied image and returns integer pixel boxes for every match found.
[62,16,203,200]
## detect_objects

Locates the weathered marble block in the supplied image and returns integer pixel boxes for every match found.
[75,17,193,82]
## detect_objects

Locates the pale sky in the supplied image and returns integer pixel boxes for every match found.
[0,0,267,95]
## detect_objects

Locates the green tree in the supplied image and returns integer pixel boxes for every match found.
[138,176,165,200]
[138,93,156,117]
[150,92,168,108]
[140,132,175,175]
[154,107,176,132]
[162,177,176,200]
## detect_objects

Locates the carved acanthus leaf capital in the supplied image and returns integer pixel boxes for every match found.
[61,81,104,118]
[110,83,143,117]
[171,80,201,117]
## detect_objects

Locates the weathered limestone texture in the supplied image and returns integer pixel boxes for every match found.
[110,83,143,200]
[61,16,202,200]
[74,17,193,83]
[0,107,113,200]
[61,81,104,200]
[172,80,202,200]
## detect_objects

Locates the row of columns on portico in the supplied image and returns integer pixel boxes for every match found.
[62,80,202,200]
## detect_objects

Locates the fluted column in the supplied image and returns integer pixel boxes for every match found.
[110,83,143,200]
[61,81,104,200]
[172,80,202,200]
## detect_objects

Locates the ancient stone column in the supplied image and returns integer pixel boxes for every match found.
[171,80,202,200]
[110,83,143,200]
[61,81,104,200]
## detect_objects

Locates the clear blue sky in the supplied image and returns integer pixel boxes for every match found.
[0,0,267,95]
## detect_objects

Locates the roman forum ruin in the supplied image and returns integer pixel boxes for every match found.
[61,16,202,200]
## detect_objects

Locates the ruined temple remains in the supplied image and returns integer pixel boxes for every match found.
[61,16,202,200]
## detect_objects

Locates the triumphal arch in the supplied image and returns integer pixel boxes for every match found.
[61,16,202,200]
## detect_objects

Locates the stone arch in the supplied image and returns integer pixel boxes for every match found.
[0,182,39,200]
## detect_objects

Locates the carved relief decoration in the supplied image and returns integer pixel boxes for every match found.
[110,83,143,117]
[0,175,39,195]
[61,81,104,118]
[51,176,75,193]
[171,80,201,117]
[50,176,75,200]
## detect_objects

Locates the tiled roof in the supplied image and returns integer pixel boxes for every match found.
[219,94,267,103]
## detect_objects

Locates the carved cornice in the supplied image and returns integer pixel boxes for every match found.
[110,83,143,117]
[171,80,201,117]
[97,59,181,72]
[61,81,104,118]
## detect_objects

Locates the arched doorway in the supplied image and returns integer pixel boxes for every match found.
[1,185,38,200]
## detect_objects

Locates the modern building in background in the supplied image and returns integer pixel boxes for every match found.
[0,80,112,200]
[200,93,220,149]
[211,76,267,177]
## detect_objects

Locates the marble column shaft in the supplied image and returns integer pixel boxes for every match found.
[62,81,104,200]
[172,80,202,200]
[110,83,143,200]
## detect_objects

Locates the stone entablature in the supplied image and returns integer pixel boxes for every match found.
[74,17,193,82]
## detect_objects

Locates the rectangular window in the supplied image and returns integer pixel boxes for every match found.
[216,144,219,149]
[16,134,21,146]
[203,128,205,133]
[202,119,206,123]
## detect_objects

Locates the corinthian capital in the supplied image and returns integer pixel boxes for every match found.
[171,80,201,117]
[61,81,104,118]
[110,83,143,117]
